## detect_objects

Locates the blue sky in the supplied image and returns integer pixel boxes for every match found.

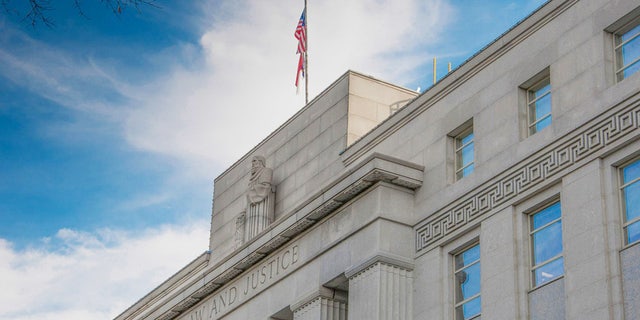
[0,0,546,318]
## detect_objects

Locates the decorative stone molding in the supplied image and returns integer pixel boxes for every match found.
[416,93,640,253]
[345,252,414,279]
[292,287,348,320]
[114,252,210,320]
[171,297,199,312]
[234,211,245,249]
[122,153,423,320]
[156,311,179,320]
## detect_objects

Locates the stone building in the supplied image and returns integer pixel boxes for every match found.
[116,0,640,319]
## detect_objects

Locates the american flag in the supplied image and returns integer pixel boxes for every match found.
[294,9,306,89]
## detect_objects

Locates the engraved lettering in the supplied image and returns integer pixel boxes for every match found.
[185,243,302,320]
[281,250,290,270]
[219,290,227,308]
[251,270,259,289]
[260,265,267,284]
[243,275,249,295]
[211,299,218,316]
[228,286,237,305]
[268,260,276,279]
[292,245,299,264]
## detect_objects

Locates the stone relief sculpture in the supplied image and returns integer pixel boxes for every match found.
[239,156,275,243]
[247,156,273,205]
[234,211,245,249]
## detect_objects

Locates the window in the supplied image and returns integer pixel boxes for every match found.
[530,201,564,287]
[526,76,552,135]
[454,243,481,320]
[621,158,640,245]
[614,18,640,81]
[454,126,474,180]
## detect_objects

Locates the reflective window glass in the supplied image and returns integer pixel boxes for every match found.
[455,129,474,180]
[527,76,552,135]
[455,244,481,320]
[530,201,564,286]
[615,22,640,81]
[622,159,640,245]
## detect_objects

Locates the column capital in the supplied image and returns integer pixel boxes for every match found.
[345,251,414,279]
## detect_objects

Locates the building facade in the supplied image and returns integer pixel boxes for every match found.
[116,0,640,319]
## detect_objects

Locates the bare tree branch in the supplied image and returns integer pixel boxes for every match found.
[1,0,158,28]
[24,0,54,27]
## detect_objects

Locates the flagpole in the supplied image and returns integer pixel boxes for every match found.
[304,0,309,105]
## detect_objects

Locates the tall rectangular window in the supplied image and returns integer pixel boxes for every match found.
[526,76,552,135]
[454,243,481,320]
[455,126,474,180]
[621,158,640,245]
[615,19,640,81]
[530,201,564,287]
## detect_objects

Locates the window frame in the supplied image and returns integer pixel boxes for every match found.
[619,158,640,246]
[454,125,475,181]
[529,200,564,289]
[526,75,552,136]
[613,16,640,82]
[453,242,481,320]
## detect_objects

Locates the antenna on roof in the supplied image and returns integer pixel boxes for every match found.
[433,57,453,85]
[433,57,437,85]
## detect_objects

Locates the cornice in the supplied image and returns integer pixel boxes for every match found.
[137,153,423,320]
[115,252,210,320]
[213,70,414,185]
[341,0,578,166]
[344,251,415,280]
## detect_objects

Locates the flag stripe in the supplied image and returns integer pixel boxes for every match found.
[294,9,306,88]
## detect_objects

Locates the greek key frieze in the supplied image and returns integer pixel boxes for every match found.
[416,99,640,253]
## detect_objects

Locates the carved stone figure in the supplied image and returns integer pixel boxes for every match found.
[244,156,275,241]
[247,156,273,204]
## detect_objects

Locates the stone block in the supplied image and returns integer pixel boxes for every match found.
[622,244,640,320]
[528,278,565,320]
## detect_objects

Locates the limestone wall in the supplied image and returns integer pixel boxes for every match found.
[209,72,416,265]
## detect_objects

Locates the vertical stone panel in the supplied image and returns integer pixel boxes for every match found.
[621,244,640,320]
[562,161,613,319]
[528,279,565,320]
[481,207,519,319]
[413,249,443,319]
[347,262,413,320]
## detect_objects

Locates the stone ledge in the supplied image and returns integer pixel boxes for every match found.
[114,252,210,320]
[131,153,423,320]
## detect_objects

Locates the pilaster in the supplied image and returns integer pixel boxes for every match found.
[292,287,348,320]
[345,254,413,320]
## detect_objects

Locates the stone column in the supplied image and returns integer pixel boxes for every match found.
[345,254,413,320]
[292,288,348,320]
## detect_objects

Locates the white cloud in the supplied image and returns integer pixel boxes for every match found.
[0,3,453,315]
[0,222,210,320]
[0,0,454,183]
[124,0,453,174]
